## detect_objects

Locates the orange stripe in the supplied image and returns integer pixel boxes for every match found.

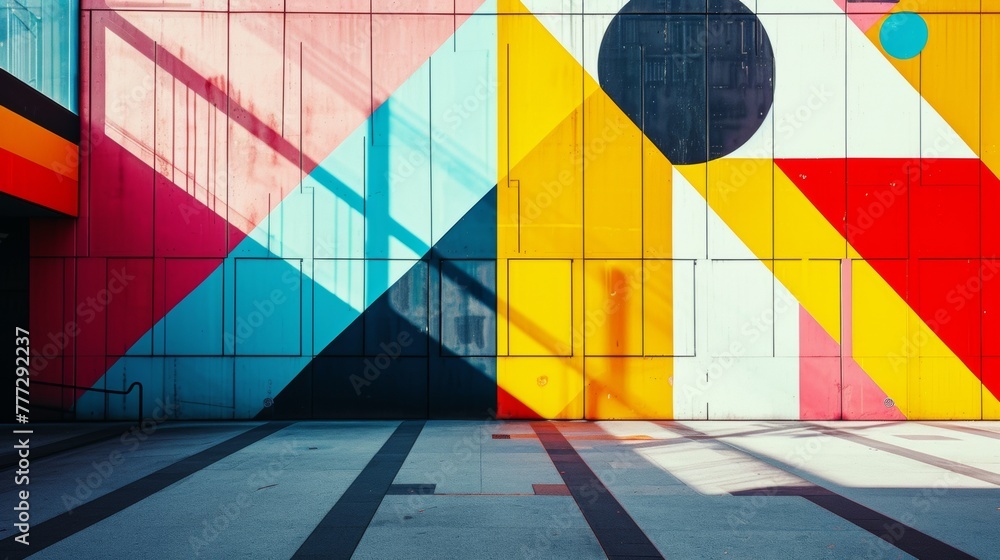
[0,105,78,182]
[0,147,79,215]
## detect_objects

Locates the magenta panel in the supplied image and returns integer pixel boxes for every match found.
[75,258,109,360]
[79,10,93,257]
[89,12,156,257]
[29,259,66,365]
[106,258,154,356]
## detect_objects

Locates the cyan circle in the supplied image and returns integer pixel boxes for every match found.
[880,12,929,60]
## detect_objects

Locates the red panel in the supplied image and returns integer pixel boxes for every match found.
[60,261,77,360]
[847,158,913,187]
[29,259,65,375]
[910,184,979,259]
[164,258,224,312]
[847,182,909,259]
[788,160,998,396]
[775,158,846,238]
[78,10,92,256]
[983,162,1000,257]
[154,172,229,257]
[0,147,8,189]
[153,257,165,338]
[864,258,910,314]
[919,157,981,187]
[915,259,981,368]
[30,357,67,413]
[106,258,154,356]
[75,356,107,389]
[497,386,542,420]
[982,259,1000,356]
[984,359,1000,409]
[75,258,108,359]
[89,13,155,257]
[0,147,79,216]
[89,141,154,256]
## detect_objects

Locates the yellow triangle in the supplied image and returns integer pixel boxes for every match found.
[676,160,774,262]
[499,0,601,181]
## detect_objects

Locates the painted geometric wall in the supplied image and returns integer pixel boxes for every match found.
[27,0,1000,420]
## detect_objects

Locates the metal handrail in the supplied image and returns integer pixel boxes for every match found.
[31,380,143,424]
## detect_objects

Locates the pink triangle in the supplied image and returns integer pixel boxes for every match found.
[843,356,907,420]
[833,0,898,33]
[799,305,844,419]
[798,305,906,420]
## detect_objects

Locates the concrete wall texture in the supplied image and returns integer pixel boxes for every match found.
[27,0,1000,420]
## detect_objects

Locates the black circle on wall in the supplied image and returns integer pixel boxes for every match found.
[598,0,775,165]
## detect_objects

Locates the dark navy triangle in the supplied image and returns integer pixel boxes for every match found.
[260,186,497,420]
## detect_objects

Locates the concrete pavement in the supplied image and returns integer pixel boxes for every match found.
[1,420,998,559]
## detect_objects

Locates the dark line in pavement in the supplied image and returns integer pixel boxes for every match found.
[801,492,976,559]
[292,420,425,560]
[0,421,294,559]
[806,423,1000,486]
[732,486,976,559]
[919,422,1000,441]
[532,422,665,560]
[660,422,977,560]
